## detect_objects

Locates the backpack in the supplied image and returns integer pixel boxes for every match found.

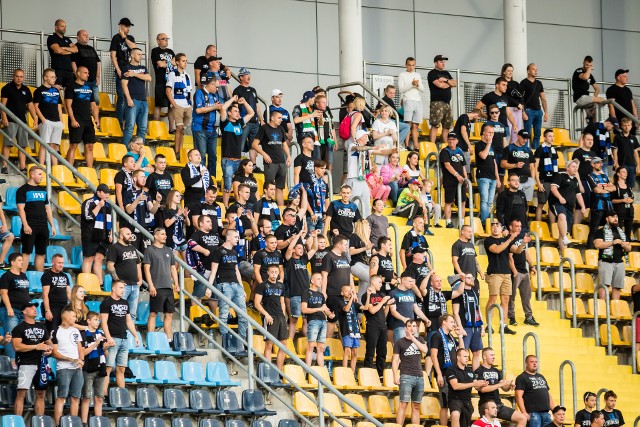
[339,112,356,140]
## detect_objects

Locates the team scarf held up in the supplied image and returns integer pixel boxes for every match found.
[90,195,112,242]
[602,222,626,259]
[305,174,328,217]
[540,145,558,175]
[439,327,454,369]
[187,161,210,199]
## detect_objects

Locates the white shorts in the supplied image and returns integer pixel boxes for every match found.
[519,177,535,202]
[39,120,64,145]
[17,364,39,390]
[403,100,424,124]
[575,95,595,108]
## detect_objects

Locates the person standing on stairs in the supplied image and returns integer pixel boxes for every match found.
[507,219,539,327]
[548,159,587,253]
[574,391,597,427]
[80,184,113,286]
[601,390,625,427]
[428,54,457,146]
[446,348,488,427]
[452,274,485,370]
[393,319,428,426]
[106,227,142,322]
[0,253,31,366]
[166,53,193,159]
[121,48,150,146]
[65,66,99,168]
[515,355,555,427]
[452,225,484,292]
[398,57,424,150]
[587,157,616,249]
[440,132,468,228]
[150,33,175,130]
[42,253,72,334]
[33,68,64,167]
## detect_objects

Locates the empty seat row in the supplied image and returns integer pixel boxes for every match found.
[127,360,238,387]
[564,298,635,321]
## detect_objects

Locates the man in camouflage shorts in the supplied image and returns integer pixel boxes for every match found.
[427,55,457,144]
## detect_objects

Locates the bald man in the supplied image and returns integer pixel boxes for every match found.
[47,19,77,88]
[150,33,175,128]
[72,29,101,104]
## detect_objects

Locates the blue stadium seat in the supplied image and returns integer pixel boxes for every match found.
[154,361,189,385]
[0,384,16,409]
[26,271,43,294]
[59,416,82,427]
[1,415,25,427]
[135,388,166,412]
[127,360,163,384]
[3,188,18,213]
[216,390,248,415]
[65,272,74,287]
[134,301,150,327]
[277,422,299,427]
[116,418,138,427]
[198,420,222,427]
[70,246,83,268]
[88,417,111,427]
[103,387,141,412]
[172,332,206,356]
[49,219,71,241]
[11,217,21,237]
[144,419,165,427]
[30,416,54,427]
[222,334,247,357]
[252,421,272,427]
[147,332,179,356]
[224,422,246,427]
[205,362,240,387]
[242,390,276,416]
[127,330,153,355]
[189,389,221,415]
[0,356,18,379]
[85,301,101,313]
[48,357,57,379]
[103,274,112,292]
[45,246,80,269]
[172,420,193,427]
[257,362,288,389]
[181,362,216,387]
[31,299,45,321]
[163,388,197,413]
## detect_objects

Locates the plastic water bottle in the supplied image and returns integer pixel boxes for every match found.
[207,329,215,349]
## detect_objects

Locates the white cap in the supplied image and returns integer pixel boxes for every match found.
[271,89,283,97]
[355,129,370,140]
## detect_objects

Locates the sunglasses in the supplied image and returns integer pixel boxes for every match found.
[490,111,500,114]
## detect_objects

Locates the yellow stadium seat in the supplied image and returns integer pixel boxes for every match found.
[59,139,85,161]
[621,326,633,344]
[600,324,630,347]
[356,422,376,427]
[464,216,489,238]
[393,396,426,420]
[189,305,218,329]
[333,366,368,391]
[565,298,591,320]
[76,166,100,188]
[283,364,314,389]
[627,252,640,272]
[296,337,308,357]
[61,113,69,135]
[173,173,185,193]
[101,117,123,139]
[382,368,399,391]
[147,120,173,142]
[92,143,110,164]
[562,248,593,270]
[326,338,345,361]
[587,299,607,319]
[368,395,395,419]
[324,394,356,418]
[529,221,555,243]
[78,273,109,296]
[420,396,441,419]
[58,191,81,215]
[99,168,118,190]
[621,276,636,298]
[271,338,296,359]
[383,424,402,427]
[583,249,599,269]
[419,141,439,160]
[98,93,115,112]
[332,420,353,427]
[574,272,595,294]
[531,271,554,293]
[343,393,367,417]
[540,246,560,267]
[293,392,319,417]
[610,300,632,321]
[571,224,589,244]
[156,146,184,168]
[556,151,567,169]
[634,204,640,224]
[358,367,393,391]
[553,128,577,147]
[552,272,572,293]
[251,335,265,354]
[51,165,81,188]
[307,366,331,387]
[107,144,128,165]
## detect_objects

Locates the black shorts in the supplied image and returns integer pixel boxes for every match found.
[264,163,287,189]
[550,203,574,230]
[150,288,176,314]
[130,231,151,254]
[496,402,516,420]
[69,121,96,145]
[444,185,468,205]
[449,399,473,427]
[154,85,169,108]
[438,382,449,409]
[22,225,49,255]
[264,314,288,341]
[55,70,75,89]
[326,295,343,324]
[82,240,109,258]
[537,181,552,204]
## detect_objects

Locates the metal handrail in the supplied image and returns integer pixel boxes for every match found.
[288,140,300,191]
[559,359,577,417]
[606,100,640,126]
[595,388,609,410]
[593,285,612,355]
[388,223,401,276]
[487,303,506,373]
[424,151,441,205]
[426,248,435,271]
[633,311,639,374]
[0,102,384,427]
[522,332,540,372]
[557,257,576,325]
[634,415,640,427]
[528,231,543,301]
[457,178,473,232]
[351,195,364,216]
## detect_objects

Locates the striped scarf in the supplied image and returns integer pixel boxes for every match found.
[187,162,210,192]
[90,196,112,242]
[299,103,318,142]
[540,145,558,174]
[602,223,626,259]
[304,175,327,216]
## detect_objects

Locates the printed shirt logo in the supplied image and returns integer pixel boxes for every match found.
[24,327,47,341]
[460,247,476,257]
[403,342,422,357]
[121,250,138,261]
[110,303,129,317]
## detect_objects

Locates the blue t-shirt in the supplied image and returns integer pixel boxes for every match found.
[126,152,150,176]
[389,288,417,329]
[192,88,219,133]
[122,64,148,101]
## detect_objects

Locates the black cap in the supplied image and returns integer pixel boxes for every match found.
[552,406,567,414]
[615,69,629,77]
[411,246,427,254]
[605,116,619,126]
[434,55,448,62]
[22,301,39,310]
[518,129,531,139]
[207,56,222,62]
[118,17,134,26]
[606,210,618,217]
[96,184,111,194]
[447,132,458,139]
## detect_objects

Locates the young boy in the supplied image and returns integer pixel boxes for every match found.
[361,275,393,377]
[80,311,108,425]
[612,116,640,189]
[421,179,442,228]
[52,306,85,426]
[310,234,329,274]
[254,264,288,370]
[301,272,334,366]
[305,160,331,232]
[338,284,362,373]
[393,179,429,228]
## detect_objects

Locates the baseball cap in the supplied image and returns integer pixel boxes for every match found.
[271,89,283,97]
[411,246,427,254]
[408,179,421,186]
[300,90,316,103]
[22,301,39,310]
[552,406,567,414]
[518,129,531,139]
[434,55,448,62]
[566,159,580,168]
[615,69,629,77]
[447,274,463,287]
[238,67,251,76]
[606,210,618,217]
[354,129,370,140]
[206,56,222,62]
[590,156,603,164]
[118,17,134,26]
[96,184,111,194]
[447,132,458,139]
[605,116,619,126]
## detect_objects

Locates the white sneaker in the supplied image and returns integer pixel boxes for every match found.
[562,236,571,246]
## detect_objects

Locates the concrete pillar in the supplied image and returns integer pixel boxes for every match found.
[148,0,173,50]
[338,0,364,84]
[503,0,528,81]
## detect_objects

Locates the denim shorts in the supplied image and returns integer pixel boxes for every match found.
[307,319,327,343]
[289,296,302,317]
[462,327,483,352]
[105,337,129,368]
[0,230,12,242]
[82,371,107,399]
[222,158,241,191]
[57,368,84,398]
[398,374,424,403]
[342,336,360,348]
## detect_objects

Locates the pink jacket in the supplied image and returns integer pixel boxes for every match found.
[381,163,404,185]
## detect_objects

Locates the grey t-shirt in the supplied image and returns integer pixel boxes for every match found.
[366,214,389,247]
[143,244,174,289]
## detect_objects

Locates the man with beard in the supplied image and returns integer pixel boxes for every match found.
[187,215,220,305]
[594,211,631,301]
[105,227,142,322]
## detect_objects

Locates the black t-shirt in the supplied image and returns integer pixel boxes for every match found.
[150,47,175,87]
[193,201,223,232]
[220,118,245,159]
[549,172,580,210]
[321,250,351,296]
[227,202,254,234]
[440,147,466,187]
[232,85,259,123]
[294,153,315,185]
[453,288,482,327]
[256,124,287,164]
[16,184,49,227]
[504,144,534,180]
[475,365,502,404]
[571,148,597,180]
[274,224,298,251]
[515,372,551,412]
[613,185,634,220]
[285,255,310,297]
[232,174,258,204]
[594,226,625,263]
[475,140,497,180]
[41,270,70,305]
[572,68,596,101]
[12,321,49,366]
[145,172,173,203]
[484,236,512,275]
[403,261,431,290]
[254,197,280,224]
[211,246,239,283]
[602,409,625,427]
[612,134,640,167]
[122,64,148,100]
[253,249,283,281]
[361,291,387,330]
[427,69,453,103]
[451,239,478,277]
[401,230,429,265]
[302,289,325,321]
[188,230,219,270]
[349,234,368,265]
[109,33,135,70]
[47,33,74,71]
[311,250,328,274]
[511,233,528,273]
[65,82,94,123]
[575,409,593,427]
[33,85,62,122]
[372,253,395,286]
[1,82,32,123]
[424,287,452,332]
[393,336,426,377]
[255,280,285,317]
[481,91,509,127]
[446,364,475,401]
[452,114,470,152]
[326,201,361,237]
[534,145,559,181]
[606,85,634,120]
[0,271,30,310]
[520,78,544,110]
[99,297,130,339]
[106,242,140,284]
[429,330,457,371]
[72,44,101,82]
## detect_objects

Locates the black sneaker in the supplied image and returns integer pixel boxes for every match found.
[434,223,442,228]
[485,326,494,334]
[19,168,27,175]
[446,222,455,229]
[253,166,264,174]
[524,316,540,326]
[503,325,517,335]
[0,167,7,175]
[509,317,518,326]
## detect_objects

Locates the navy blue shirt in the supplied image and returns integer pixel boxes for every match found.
[33,85,61,122]
[221,118,245,158]
[122,64,148,101]
[47,33,74,71]
[192,88,219,133]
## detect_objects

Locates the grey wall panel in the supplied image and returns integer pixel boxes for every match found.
[110,0,149,45]
[316,2,340,76]
[527,0,600,28]
[362,0,413,11]
[414,0,503,20]
[362,7,414,64]
[602,0,640,32]
[242,69,321,114]
[171,0,217,60]
[602,29,640,83]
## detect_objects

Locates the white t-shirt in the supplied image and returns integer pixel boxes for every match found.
[52,326,82,370]
[403,164,422,180]
[371,119,397,165]
[398,71,424,102]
